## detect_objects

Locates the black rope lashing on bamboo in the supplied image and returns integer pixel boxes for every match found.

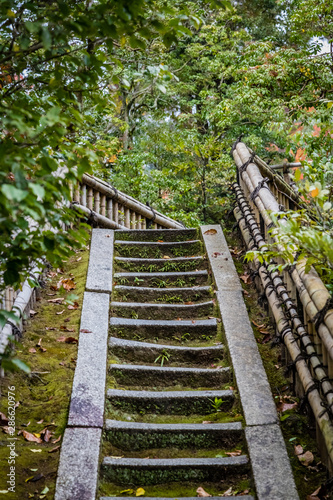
[314,297,333,332]
[145,202,157,229]
[111,186,119,201]
[230,134,244,155]
[319,400,333,419]
[235,183,333,422]
[238,151,256,178]
[7,320,22,338]
[250,177,270,202]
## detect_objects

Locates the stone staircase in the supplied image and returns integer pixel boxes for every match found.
[99,229,254,499]
[55,225,299,500]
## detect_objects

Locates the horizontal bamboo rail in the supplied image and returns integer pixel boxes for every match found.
[72,173,184,230]
[232,141,333,470]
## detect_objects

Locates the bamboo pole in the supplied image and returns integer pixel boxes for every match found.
[100,194,106,217]
[125,208,130,228]
[71,203,126,230]
[94,191,100,214]
[107,199,113,220]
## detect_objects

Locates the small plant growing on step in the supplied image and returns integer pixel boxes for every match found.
[134,277,144,285]
[209,397,224,412]
[154,349,171,366]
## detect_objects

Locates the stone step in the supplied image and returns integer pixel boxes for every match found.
[114,270,209,287]
[114,256,206,273]
[110,301,214,320]
[110,317,217,343]
[105,419,243,450]
[109,337,224,364]
[101,456,249,484]
[110,364,230,388]
[101,497,254,500]
[113,285,212,303]
[115,228,198,242]
[107,389,234,414]
[115,240,202,259]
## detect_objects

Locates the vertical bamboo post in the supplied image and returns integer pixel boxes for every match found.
[74,183,80,203]
[94,191,100,214]
[113,201,119,224]
[100,194,106,216]
[125,208,130,228]
[80,184,87,207]
[130,210,136,229]
[107,199,113,220]
[87,188,93,210]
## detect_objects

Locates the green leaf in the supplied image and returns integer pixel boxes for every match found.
[1,358,31,374]
[1,185,28,202]
[30,183,45,200]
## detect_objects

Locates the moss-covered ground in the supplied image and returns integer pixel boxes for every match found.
[225,227,328,498]
[0,247,89,499]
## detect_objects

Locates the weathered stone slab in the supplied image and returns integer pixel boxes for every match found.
[201,225,242,291]
[245,424,299,499]
[68,291,109,427]
[55,427,101,500]
[86,228,114,292]
[202,224,278,426]
[216,289,278,426]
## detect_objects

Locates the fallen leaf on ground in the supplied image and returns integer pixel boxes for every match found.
[221,487,233,497]
[225,450,242,457]
[56,336,78,344]
[252,320,265,328]
[202,421,214,424]
[163,255,170,259]
[185,301,194,305]
[45,327,57,331]
[20,431,42,444]
[0,413,9,426]
[298,450,314,467]
[30,449,42,453]
[120,490,134,495]
[60,278,76,291]
[294,445,304,456]
[41,428,53,442]
[136,488,145,497]
[2,426,11,434]
[76,257,82,262]
[67,302,79,310]
[52,434,62,444]
[277,400,298,412]
[240,273,251,284]
[29,348,36,353]
[25,473,44,483]
[30,309,38,317]
[56,310,65,315]
[204,229,217,235]
[60,326,75,332]
[212,252,221,258]
[80,329,92,333]
[48,445,60,453]
[157,239,164,242]
[37,419,44,424]
[47,298,64,303]
[196,487,212,497]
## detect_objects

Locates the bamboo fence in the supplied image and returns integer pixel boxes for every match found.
[232,140,333,470]
[71,173,184,230]
[1,173,183,371]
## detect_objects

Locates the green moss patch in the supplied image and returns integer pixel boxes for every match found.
[0,248,89,498]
